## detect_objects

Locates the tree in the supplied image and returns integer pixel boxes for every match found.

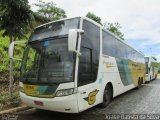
[0,0,33,43]
[34,0,67,24]
[86,12,124,40]
[86,12,102,25]
[103,22,125,40]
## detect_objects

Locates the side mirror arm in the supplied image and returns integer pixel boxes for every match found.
[75,29,84,56]
[74,50,81,56]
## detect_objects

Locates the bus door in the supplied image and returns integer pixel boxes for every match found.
[77,47,99,111]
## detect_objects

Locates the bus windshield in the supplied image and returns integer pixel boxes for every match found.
[20,38,75,84]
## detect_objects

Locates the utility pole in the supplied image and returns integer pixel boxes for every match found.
[8,41,26,98]
[9,58,14,98]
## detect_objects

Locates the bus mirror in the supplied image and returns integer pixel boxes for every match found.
[68,29,84,54]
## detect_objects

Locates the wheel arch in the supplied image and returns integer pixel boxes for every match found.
[105,82,113,99]
[99,82,114,108]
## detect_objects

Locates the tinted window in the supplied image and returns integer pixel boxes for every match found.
[116,40,127,59]
[81,20,100,52]
[78,47,92,86]
[102,31,117,57]
[102,30,144,63]
[78,20,100,86]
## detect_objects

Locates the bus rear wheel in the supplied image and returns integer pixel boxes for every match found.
[137,79,142,89]
[100,85,112,108]
[155,74,157,80]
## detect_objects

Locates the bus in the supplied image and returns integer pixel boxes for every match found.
[145,56,158,81]
[9,17,145,113]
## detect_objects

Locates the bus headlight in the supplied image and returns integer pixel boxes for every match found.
[55,88,76,97]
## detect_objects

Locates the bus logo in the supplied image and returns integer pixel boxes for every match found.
[84,89,99,105]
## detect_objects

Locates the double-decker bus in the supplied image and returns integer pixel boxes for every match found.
[145,56,158,81]
[9,17,145,113]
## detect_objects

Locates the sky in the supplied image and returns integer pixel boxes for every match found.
[29,0,160,61]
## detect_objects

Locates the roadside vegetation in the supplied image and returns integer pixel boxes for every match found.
[0,34,26,110]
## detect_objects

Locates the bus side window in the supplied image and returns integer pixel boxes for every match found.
[78,47,92,86]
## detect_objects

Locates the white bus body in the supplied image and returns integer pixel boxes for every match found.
[10,17,145,113]
[145,56,158,81]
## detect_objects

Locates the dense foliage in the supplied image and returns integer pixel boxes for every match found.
[34,0,67,24]
[86,12,102,24]
[0,0,33,43]
[104,22,125,40]
[0,32,27,81]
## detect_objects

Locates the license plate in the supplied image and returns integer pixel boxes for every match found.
[34,101,44,106]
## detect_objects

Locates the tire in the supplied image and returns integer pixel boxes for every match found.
[100,85,112,108]
[147,76,151,83]
[141,78,143,85]
[36,108,44,112]
[137,79,141,89]
[150,76,152,81]
[155,74,157,80]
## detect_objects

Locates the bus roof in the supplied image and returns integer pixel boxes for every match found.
[35,17,81,29]
[34,16,144,56]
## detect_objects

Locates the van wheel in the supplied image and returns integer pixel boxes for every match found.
[100,85,112,108]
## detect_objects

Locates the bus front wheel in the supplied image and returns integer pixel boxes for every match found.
[100,84,112,108]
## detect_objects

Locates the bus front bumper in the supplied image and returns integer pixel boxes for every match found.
[20,92,79,113]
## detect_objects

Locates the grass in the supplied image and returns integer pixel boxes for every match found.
[0,84,21,111]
